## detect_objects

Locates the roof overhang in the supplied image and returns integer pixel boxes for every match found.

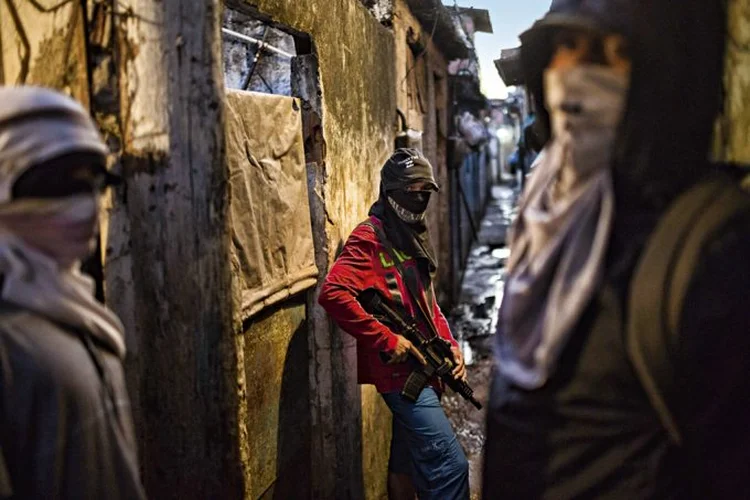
[405,0,470,60]
[457,7,493,34]
[494,46,525,86]
[450,74,489,110]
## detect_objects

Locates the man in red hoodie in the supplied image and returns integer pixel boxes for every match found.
[319,148,469,500]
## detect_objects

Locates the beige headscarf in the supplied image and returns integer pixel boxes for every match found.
[496,66,628,389]
[0,86,126,358]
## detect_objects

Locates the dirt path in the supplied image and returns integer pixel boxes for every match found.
[442,185,519,499]
[442,346,492,499]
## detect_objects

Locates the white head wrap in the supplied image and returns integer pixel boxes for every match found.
[0,86,125,358]
[496,66,629,388]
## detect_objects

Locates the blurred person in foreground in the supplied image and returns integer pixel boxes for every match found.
[484,1,750,498]
[0,86,146,499]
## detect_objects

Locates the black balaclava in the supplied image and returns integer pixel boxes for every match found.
[369,148,439,277]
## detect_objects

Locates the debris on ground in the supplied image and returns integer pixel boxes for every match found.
[443,184,519,499]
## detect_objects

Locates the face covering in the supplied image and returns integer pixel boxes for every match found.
[387,189,431,224]
[0,86,126,358]
[495,64,629,389]
[544,65,629,191]
[0,193,125,358]
[0,194,99,269]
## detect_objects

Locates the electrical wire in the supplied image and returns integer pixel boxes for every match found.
[400,6,441,89]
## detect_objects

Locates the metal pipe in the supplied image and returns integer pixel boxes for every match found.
[221,27,295,59]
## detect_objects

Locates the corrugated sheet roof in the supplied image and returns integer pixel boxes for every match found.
[405,0,470,60]
[494,47,524,86]
[457,7,493,34]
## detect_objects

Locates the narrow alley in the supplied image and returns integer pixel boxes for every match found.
[1,1,749,499]
[442,184,519,499]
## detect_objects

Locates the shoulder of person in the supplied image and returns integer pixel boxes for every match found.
[348,216,382,243]
[0,302,95,352]
[0,301,39,331]
[688,199,750,291]
[691,178,750,264]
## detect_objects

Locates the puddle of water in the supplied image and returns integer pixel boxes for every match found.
[491,247,511,260]
[461,339,475,366]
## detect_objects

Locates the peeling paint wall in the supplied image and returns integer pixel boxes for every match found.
[717,0,750,167]
[360,0,394,25]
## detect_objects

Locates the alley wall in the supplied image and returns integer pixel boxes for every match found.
[717,0,750,167]
[227,1,397,498]
[1,0,398,498]
[392,0,454,306]
[2,1,242,498]
[6,1,749,500]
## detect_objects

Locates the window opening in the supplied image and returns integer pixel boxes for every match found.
[222,9,298,95]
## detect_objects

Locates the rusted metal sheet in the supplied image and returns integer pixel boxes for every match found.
[404,0,469,60]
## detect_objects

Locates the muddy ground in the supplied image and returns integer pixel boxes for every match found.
[442,338,493,499]
[442,185,518,499]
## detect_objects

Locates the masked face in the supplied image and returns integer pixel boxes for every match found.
[0,194,100,268]
[544,65,629,163]
[548,28,631,75]
[1,159,109,269]
[387,183,433,224]
[543,29,631,181]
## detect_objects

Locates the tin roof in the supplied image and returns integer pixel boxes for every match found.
[457,7,493,34]
[405,0,470,60]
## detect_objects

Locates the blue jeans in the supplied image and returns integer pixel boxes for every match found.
[382,387,470,500]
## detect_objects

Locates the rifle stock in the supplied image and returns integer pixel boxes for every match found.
[358,288,482,410]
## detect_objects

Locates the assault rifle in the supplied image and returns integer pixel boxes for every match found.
[358,288,482,410]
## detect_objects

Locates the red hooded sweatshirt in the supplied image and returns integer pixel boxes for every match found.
[318,216,458,394]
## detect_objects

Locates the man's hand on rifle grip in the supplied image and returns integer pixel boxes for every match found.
[388,335,428,366]
[451,346,467,382]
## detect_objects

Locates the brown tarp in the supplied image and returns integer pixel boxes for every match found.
[225,89,318,319]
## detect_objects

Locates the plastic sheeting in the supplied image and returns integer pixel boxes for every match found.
[225,89,318,320]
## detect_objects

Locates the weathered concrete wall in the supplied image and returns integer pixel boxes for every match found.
[236,298,311,499]
[229,1,396,498]
[717,0,750,168]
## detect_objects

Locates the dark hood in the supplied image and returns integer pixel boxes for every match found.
[520,0,727,211]
[369,149,439,277]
